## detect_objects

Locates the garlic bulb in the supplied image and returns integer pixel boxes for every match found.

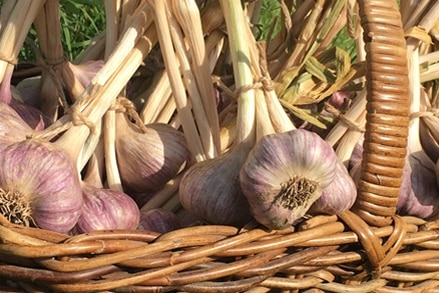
[350,141,439,219]
[68,60,104,89]
[240,129,338,230]
[397,153,439,219]
[75,182,140,233]
[0,139,83,233]
[329,91,351,109]
[13,76,41,108]
[8,101,50,131]
[179,144,253,226]
[128,190,154,208]
[2,65,50,130]
[115,112,190,194]
[138,208,180,234]
[348,136,364,171]
[420,116,439,163]
[309,159,357,215]
[0,102,34,143]
[176,208,204,227]
[63,60,104,101]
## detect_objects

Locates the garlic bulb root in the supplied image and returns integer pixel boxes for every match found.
[274,176,319,210]
[0,189,34,226]
[240,129,338,230]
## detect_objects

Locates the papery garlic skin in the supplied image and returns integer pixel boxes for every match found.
[309,159,357,215]
[75,183,140,233]
[240,129,338,230]
[0,139,83,233]
[116,114,191,194]
[397,154,439,219]
[420,117,439,163]
[68,60,104,88]
[0,102,35,143]
[14,76,42,108]
[138,208,180,234]
[2,66,50,129]
[179,145,253,226]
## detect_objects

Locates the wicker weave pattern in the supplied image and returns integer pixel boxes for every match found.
[353,0,410,228]
[2,214,439,292]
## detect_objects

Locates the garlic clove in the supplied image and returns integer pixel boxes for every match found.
[179,144,253,226]
[75,182,140,233]
[115,112,191,194]
[0,139,83,233]
[309,158,357,215]
[240,129,338,230]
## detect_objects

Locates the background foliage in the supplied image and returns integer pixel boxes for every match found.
[19,0,355,62]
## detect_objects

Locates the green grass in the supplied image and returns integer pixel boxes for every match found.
[18,0,355,63]
[255,0,282,41]
[19,0,105,62]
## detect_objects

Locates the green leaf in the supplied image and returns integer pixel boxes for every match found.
[305,55,336,83]
[275,66,301,98]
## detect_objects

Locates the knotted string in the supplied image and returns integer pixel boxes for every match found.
[109,96,148,133]
[212,75,276,99]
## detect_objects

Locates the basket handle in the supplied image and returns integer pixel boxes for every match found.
[352,0,410,227]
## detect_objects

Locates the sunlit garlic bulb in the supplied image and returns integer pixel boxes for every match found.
[240,129,338,230]
[309,159,357,215]
[179,144,253,226]
[0,139,83,233]
[115,112,191,194]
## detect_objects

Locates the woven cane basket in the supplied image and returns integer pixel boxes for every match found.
[2,0,439,292]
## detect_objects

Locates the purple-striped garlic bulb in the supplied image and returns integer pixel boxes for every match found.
[240,129,338,230]
[0,139,83,233]
[2,65,51,129]
[179,144,253,226]
[309,159,357,215]
[0,102,35,143]
[138,208,180,234]
[115,112,191,194]
[397,153,439,219]
[74,182,140,233]
[349,140,439,219]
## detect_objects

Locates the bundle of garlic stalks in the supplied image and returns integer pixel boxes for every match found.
[2,0,439,290]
